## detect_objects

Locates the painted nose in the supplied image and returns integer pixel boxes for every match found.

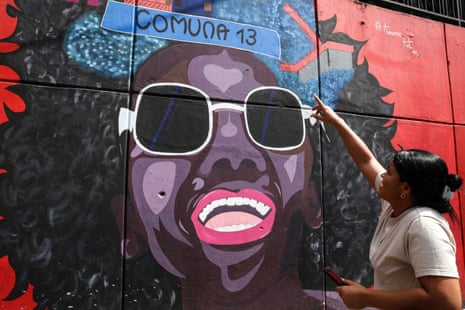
[199,110,266,175]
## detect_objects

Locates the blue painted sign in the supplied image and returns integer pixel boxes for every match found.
[101,0,281,58]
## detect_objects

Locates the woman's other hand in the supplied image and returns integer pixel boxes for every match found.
[335,279,369,310]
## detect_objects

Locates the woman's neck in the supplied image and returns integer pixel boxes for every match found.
[390,198,415,217]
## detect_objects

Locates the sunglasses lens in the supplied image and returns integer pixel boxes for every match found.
[136,85,210,154]
[246,89,304,149]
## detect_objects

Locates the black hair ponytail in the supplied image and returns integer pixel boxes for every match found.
[440,174,463,222]
[394,149,463,223]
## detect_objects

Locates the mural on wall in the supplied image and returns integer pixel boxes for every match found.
[121,43,327,309]
[0,0,463,309]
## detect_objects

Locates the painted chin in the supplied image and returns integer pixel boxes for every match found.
[190,189,276,245]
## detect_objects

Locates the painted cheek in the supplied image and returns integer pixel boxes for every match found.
[269,151,308,205]
[142,161,177,215]
[283,155,298,183]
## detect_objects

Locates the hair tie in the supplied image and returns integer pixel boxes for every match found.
[442,185,454,201]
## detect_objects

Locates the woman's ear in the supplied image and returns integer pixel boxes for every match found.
[111,195,148,260]
[402,182,411,194]
[399,182,412,200]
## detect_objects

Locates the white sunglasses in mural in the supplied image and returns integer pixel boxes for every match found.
[119,83,328,156]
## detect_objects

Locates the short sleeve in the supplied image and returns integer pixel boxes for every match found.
[407,214,458,278]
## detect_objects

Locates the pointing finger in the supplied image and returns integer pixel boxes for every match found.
[313,93,324,107]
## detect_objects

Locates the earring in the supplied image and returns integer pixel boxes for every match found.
[400,193,406,199]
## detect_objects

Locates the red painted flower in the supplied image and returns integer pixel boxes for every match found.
[0,256,37,309]
[0,67,25,125]
[0,0,25,125]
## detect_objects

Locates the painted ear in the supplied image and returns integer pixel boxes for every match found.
[110,195,148,260]
[303,181,322,229]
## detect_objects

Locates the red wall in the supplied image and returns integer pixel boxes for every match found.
[318,0,464,293]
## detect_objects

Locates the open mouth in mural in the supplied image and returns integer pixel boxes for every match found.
[191,189,276,245]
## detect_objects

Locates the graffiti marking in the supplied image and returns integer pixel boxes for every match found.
[375,21,419,56]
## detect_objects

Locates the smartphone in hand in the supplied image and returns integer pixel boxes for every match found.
[324,266,346,286]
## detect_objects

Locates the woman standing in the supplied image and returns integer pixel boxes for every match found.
[312,95,462,310]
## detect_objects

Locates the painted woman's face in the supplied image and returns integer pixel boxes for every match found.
[127,46,321,294]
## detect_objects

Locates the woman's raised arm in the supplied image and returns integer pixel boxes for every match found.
[312,94,385,189]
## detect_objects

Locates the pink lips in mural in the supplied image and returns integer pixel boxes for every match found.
[191,189,276,245]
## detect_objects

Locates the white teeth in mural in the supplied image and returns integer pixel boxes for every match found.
[215,223,255,232]
[198,197,271,224]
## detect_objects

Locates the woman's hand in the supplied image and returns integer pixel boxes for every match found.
[311,94,342,126]
[335,279,370,310]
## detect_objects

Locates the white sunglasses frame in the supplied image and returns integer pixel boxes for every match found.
[119,83,325,156]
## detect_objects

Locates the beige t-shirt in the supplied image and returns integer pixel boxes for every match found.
[369,200,458,290]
